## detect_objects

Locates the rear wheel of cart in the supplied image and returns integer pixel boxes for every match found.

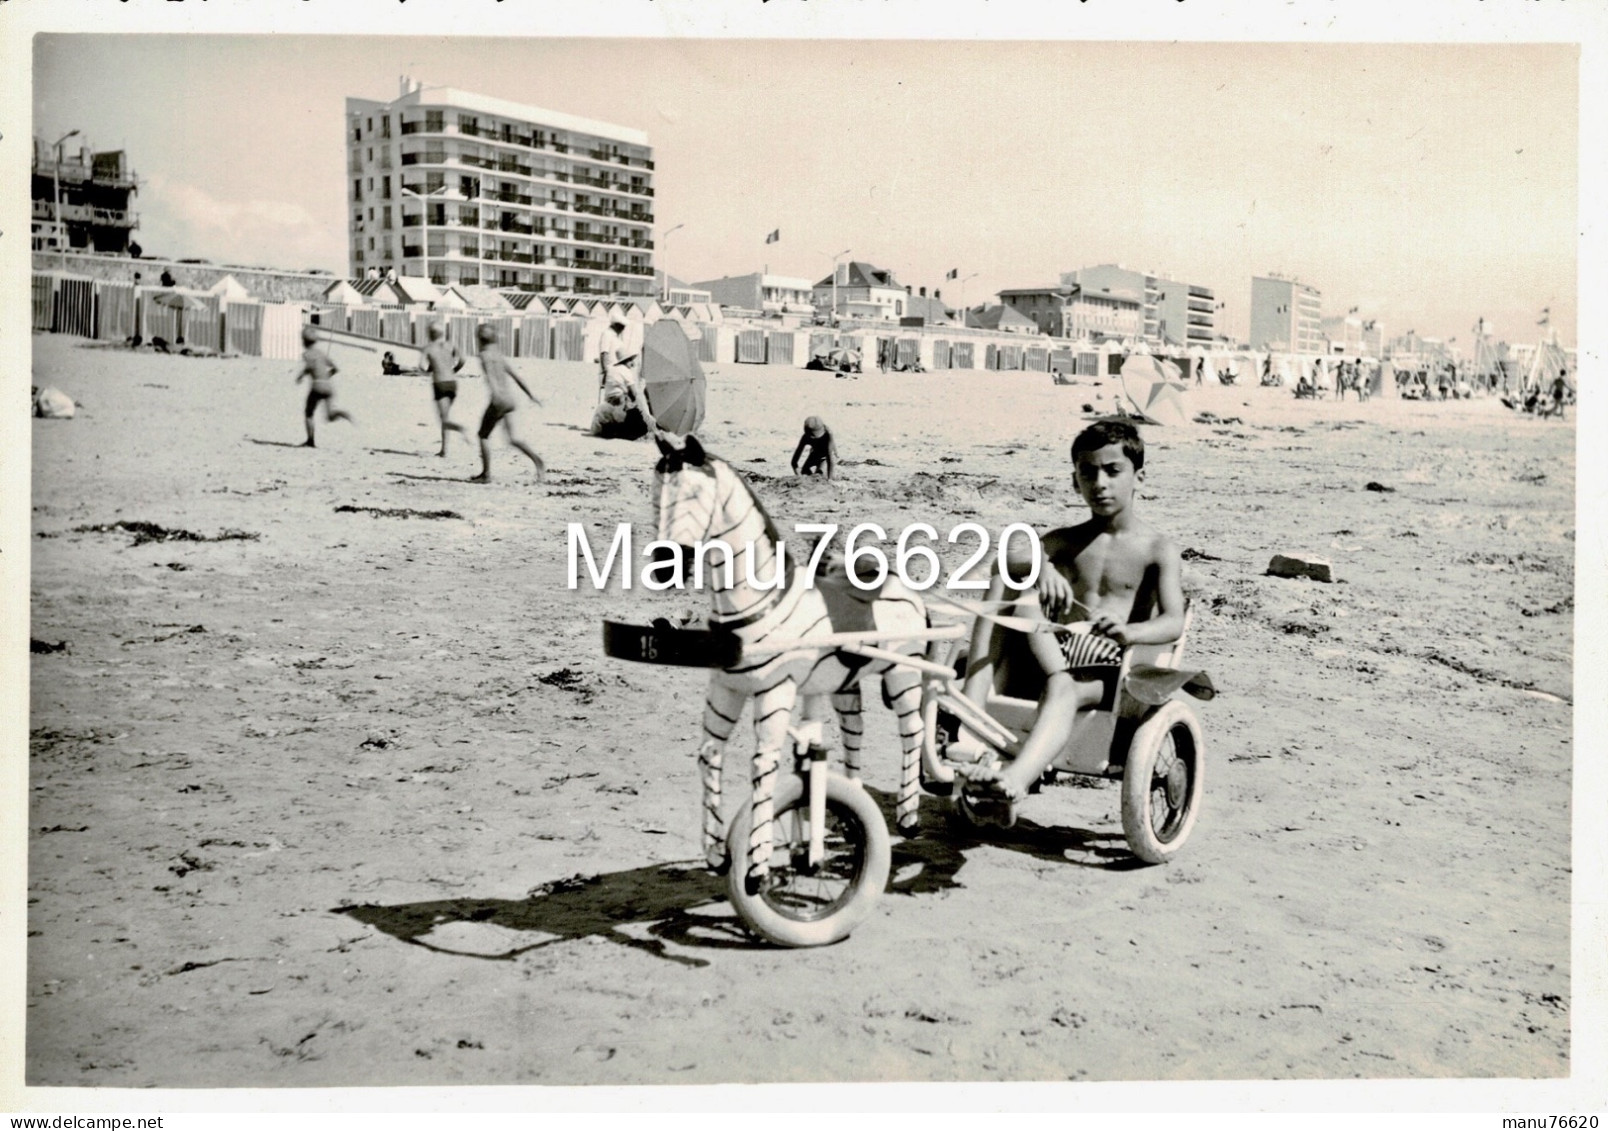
[1120,700,1205,864]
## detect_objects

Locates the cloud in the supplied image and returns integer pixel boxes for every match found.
[137,173,343,272]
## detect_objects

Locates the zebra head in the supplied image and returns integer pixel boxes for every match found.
[653,433,721,551]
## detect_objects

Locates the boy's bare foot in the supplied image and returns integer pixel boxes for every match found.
[957,778,1017,829]
[471,472,490,483]
[302,439,315,448]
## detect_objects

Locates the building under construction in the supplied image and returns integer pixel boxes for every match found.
[31,136,140,255]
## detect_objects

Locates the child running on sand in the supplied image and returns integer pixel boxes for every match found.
[296,325,354,448]
[952,418,1185,826]
[473,324,545,484]
[421,321,468,457]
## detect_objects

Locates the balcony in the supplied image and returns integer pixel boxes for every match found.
[396,118,652,167]
[33,200,138,226]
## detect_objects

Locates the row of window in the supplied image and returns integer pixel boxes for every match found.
[353,233,647,271]
[352,110,652,169]
[355,172,653,230]
[346,260,656,297]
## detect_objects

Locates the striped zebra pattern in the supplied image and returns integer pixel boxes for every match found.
[654,436,930,888]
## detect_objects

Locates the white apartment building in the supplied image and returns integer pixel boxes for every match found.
[1062,264,1216,348]
[998,285,1142,341]
[1063,265,1157,340]
[1249,275,1324,353]
[694,272,817,314]
[811,261,909,321]
[1321,313,1384,357]
[1153,280,1217,350]
[345,80,656,296]
[1320,313,1364,354]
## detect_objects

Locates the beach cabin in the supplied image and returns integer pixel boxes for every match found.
[446,283,514,314]
[627,297,665,324]
[389,275,449,312]
[498,291,548,314]
[322,277,404,308]
[207,274,255,304]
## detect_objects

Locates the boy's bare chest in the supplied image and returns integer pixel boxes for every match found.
[1062,536,1148,596]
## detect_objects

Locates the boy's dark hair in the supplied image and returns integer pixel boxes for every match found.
[1071,418,1145,471]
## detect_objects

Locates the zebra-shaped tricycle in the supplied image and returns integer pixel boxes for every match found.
[602,435,1214,948]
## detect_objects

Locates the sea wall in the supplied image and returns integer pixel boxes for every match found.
[32,251,335,304]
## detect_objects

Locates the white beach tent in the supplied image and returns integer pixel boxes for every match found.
[390,275,449,311]
[207,274,254,303]
[448,284,514,313]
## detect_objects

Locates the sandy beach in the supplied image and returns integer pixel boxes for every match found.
[26,332,1574,1086]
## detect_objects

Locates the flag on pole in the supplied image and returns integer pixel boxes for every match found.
[765,229,780,244]
[1537,307,1550,326]
[1349,306,1359,314]
[946,267,959,280]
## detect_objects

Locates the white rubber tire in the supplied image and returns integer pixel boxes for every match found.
[1121,699,1205,864]
[726,773,891,947]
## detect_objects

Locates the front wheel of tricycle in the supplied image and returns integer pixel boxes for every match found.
[725,773,890,947]
[1121,699,1205,864]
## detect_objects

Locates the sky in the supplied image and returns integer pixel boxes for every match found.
[33,36,1578,346]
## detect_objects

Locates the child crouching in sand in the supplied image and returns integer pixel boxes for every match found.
[952,418,1185,826]
[474,324,545,484]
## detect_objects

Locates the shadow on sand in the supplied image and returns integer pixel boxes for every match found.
[245,437,309,449]
[367,447,437,458]
[389,471,480,484]
[337,862,743,968]
[336,787,1140,966]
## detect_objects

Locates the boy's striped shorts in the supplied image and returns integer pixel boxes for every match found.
[1058,629,1122,670]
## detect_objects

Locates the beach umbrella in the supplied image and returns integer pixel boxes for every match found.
[149,291,207,312]
[1118,353,1189,424]
[639,318,707,435]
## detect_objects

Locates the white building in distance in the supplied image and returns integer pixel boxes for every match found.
[1061,264,1217,349]
[1250,274,1324,353]
[344,79,657,296]
[694,272,817,315]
